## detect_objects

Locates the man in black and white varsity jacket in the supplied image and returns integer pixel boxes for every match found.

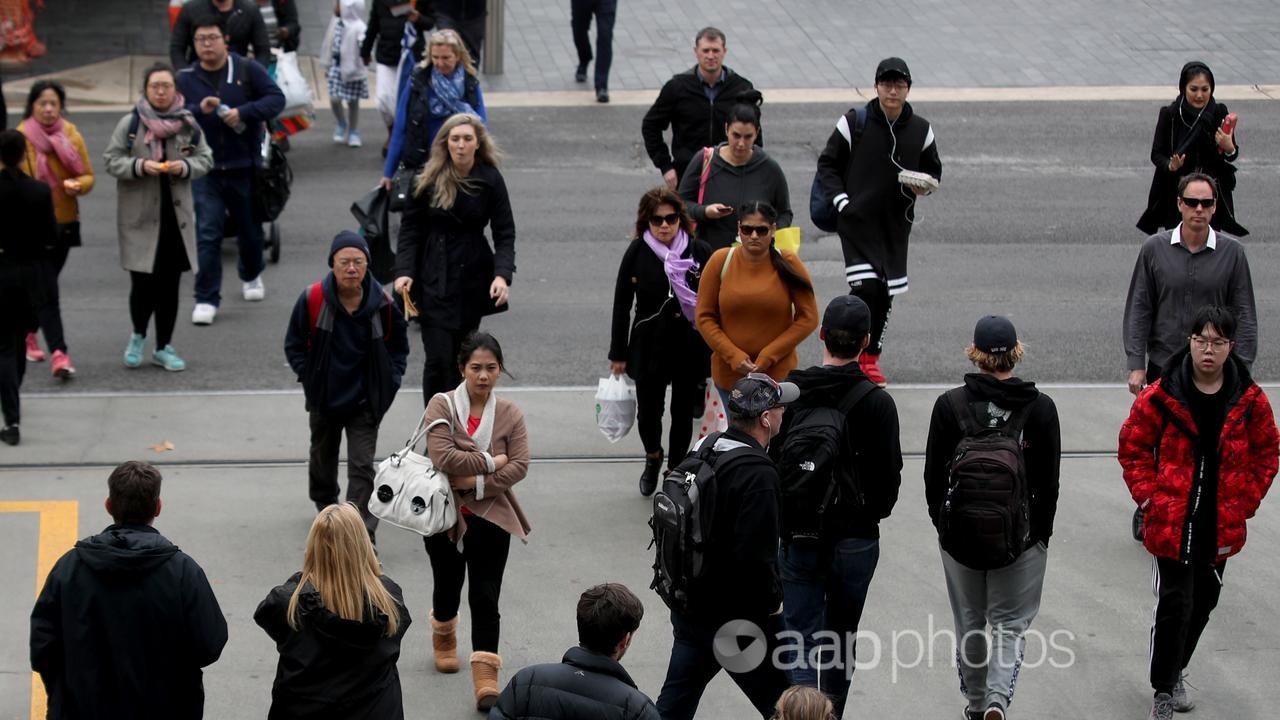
[815,57,942,387]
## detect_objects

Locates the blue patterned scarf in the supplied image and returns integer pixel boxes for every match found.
[429,64,475,119]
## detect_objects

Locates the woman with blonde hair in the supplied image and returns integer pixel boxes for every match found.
[772,686,835,720]
[254,503,411,718]
[382,29,487,188]
[394,113,514,403]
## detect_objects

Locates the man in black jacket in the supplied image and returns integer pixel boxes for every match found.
[641,27,758,190]
[284,232,410,543]
[923,316,1061,720]
[490,583,659,719]
[773,295,902,718]
[30,461,229,718]
[655,374,793,720]
[171,0,271,69]
[815,57,942,387]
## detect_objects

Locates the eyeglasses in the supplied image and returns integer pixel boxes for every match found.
[336,258,367,269]
[739,224,772,238]
[1180,196,1215,209]
[1190,335,1230,352]
[877,79,909,92]
[649,213,680,227]
[194,34,224,45]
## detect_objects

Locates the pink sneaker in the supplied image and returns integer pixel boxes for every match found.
[25,333,45,362]
[51,350,75,379]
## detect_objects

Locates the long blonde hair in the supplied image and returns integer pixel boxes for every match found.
[287,503,401,637]
[420,29,478,77]
[413,112,503,209]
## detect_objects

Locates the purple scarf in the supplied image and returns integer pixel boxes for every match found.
[643,228,698,322]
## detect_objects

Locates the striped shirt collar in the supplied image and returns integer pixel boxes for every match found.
[1172,223,1216,251]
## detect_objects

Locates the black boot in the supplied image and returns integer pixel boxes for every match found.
[639,450,663,497]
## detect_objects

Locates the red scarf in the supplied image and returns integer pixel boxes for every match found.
[21,117,86,197]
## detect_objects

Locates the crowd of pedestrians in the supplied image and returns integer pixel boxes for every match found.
[5,5,1276,720]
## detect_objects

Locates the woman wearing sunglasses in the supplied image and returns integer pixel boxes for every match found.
[609,187,712,495]
[1137,60,1247,237]
[696,201,817,408]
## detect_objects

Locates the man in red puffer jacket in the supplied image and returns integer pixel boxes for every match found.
[1119,305,1278,720]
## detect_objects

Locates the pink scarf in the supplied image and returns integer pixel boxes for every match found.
[643,228,699,323]
[21,117,86,195]
[135,94,196,161]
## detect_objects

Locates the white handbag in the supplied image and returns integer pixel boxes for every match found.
[370,412,457,536]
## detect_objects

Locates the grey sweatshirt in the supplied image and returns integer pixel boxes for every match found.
[1123,225,1257,372]
[677,145,792,250]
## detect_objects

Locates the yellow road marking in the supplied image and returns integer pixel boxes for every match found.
[0,501,79,720]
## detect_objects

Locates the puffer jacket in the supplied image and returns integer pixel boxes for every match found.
[1119,350,1279,561]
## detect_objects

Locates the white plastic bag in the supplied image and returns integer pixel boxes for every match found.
[274,51,315,118]
[595,375,636,443]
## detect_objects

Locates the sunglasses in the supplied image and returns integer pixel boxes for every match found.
[1180,196,1215,209]
[739,224,772,238]
[649,213,680,227]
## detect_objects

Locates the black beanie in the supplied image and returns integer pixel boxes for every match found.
[328,230,370,267]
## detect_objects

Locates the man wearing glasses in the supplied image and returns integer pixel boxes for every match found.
[284,232,410,544]
[815,57,942,388]
[1124,172,1258,396]
[1119,305,1277,720]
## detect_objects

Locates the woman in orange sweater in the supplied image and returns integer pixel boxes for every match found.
[696,200,818,408]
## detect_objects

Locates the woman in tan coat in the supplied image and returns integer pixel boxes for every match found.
[17,80,94,379]
[423,330,529,712]
[103,63,213,372]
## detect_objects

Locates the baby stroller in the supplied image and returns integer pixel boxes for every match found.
[224,135,291,263]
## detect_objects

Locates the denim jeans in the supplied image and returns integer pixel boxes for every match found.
[779,537,880,717]
[656,610,791,720]
[192,168,263,306]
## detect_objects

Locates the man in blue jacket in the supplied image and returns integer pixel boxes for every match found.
[178,15,284,326]
[284,232,409,543]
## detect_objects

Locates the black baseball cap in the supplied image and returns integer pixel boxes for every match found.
[973,315,1017,353]
[875,57,912,85]
[822,295,871,338]
[728,373,800,420]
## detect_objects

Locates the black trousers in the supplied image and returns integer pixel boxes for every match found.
[1150,557,1225,694]
[308,407,380,535]
[35,243,70,353]
[656,611,791,719]
[570,0,616,90]
[635,375,697,466]
[420,323,477,405]
[0,328,25,426]
[849,278,892,354]
[129,270,183,348]
[424,514,511,652]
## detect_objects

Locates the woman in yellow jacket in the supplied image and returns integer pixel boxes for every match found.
[17,81,94,379]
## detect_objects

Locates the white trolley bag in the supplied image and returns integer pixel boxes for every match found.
[370,413,457,536]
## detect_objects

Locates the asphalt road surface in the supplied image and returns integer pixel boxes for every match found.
[33,100,1280,393]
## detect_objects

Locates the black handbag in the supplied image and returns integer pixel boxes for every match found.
[350,185,395,283]
[388,166,417,212]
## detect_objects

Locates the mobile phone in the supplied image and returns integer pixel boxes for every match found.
[1220,113,1238,135]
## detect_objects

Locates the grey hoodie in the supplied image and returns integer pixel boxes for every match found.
[677,145,792,250]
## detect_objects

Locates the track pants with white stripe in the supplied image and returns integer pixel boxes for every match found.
[1150,556,1225,694]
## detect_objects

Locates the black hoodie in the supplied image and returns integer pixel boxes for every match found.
[30,524,228,720]
[255,572,411,719]
[924,374,1062,547]
[776,362,903,539]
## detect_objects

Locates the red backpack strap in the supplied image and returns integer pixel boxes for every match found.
[306,281,324,348]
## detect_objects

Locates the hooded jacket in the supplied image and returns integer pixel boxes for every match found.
[177,52,286,172]
[284,272,410,418]
[1119,350,1278,562]
[640,66,758,176]
[254,572,411,719]
[489,646,660,720]
[30,524,228,720]
[924,374,1061,548]
[676,145,791,249]
[776,363,903,539]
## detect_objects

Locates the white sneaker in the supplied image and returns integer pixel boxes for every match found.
[347,130,363,148]
[191,303,217,325]
[242,276,265,301]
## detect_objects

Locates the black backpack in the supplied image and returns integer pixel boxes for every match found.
[649,432,760,613]
[809,105,866,233]
[939,388,1032,570]
[777,380,876,542]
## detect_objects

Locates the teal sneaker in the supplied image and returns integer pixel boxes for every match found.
[152,345,186,372]
[123,333,145,368]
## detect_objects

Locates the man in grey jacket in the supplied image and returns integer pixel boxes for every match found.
[1123,172,1257,396]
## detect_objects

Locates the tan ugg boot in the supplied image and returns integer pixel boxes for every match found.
[469,651,502,711]
[430,611,460,673]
